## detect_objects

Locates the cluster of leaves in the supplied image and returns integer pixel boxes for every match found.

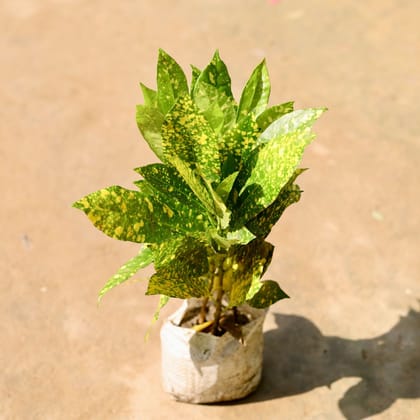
[73,49,325,321]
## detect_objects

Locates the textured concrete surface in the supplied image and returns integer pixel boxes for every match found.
[1,0,419,419]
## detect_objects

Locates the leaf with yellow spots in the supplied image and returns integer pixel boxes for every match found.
[98,246,154,301]
[225,239,273,307]
[193,82,237,134]
[156,49,189,114]
[140,83,157,108]
[162,96,221,184]
[135,163,206,215]
[246,280,289,309]
[194,50,234,99]
[220,113,260,178]
[72,185,200,244]
[215,171,238,203]
[169,155,217,220]
[237,59,270,122]
[136,105,165,162]
[245,169,305,237]
[146,238,211,299]
[192,51,236,134]
[257,108,326,145]
[231,108,325,228]
[190,65,201,93]
[152,295,170,323]
[256,101,294,131]
[135,163,212,232]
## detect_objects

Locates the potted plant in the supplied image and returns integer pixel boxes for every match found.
[73,49,325,403]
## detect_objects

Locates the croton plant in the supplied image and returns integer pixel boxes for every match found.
[73,50,325,334]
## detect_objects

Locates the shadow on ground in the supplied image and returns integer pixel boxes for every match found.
[243,308,420,419]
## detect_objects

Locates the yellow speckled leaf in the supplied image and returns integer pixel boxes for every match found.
[232,108,325,227]
[245,169,306,237]
[225,239,273,307]
[162,96,221,184]
[246,280,289,309]
[146,238,211,299]
[157,49,188,115]
[237,59,270,121]
[72,184,204,244]
[98,246,154,301]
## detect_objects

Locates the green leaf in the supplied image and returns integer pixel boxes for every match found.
[135,163,207,215]
[146,238,211,298]
[246,280,289,309]
[136,105,165,161]
[140,83,157,108]
[192,82,237,134]
[256,101,294,131]
[258,108,326,145]
[232,108,325,227]
[220,113,260,178]
[245,169,305,237]
[237,59,270,121]
[145,294,171,341]
[149,237,184,269]
[169,155,217,219]
[152,295,170,322]
[98,246,154,301]
[162,95,220,184]
[215,171,239,203]
[198,171,231,229]
[73,184,200,244]
[190,65,201,93]
[192,51,236,134]
[194,50,234,99]
[225,226,255,245]
[156,49,189,114]
[225,239,273,307]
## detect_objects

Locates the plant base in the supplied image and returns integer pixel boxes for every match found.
[160,299,266,403]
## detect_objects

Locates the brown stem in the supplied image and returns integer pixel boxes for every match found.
[212,272,224,335]
[233,306,238,324]
[199,297,209,324]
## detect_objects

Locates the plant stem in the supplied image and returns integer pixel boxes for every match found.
[199,297,209,324]
[212,272,224,335]
[233,306,238,324]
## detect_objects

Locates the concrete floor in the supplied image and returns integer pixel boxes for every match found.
[1,0,419,419]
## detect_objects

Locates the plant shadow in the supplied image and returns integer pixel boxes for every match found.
[240,308,420,419]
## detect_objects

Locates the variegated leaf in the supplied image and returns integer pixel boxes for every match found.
[193,50,234,99]
[225,239,273,307]
[237,59,270,122]
[146,238,211,298]
[246,280,289,309]
[152,295,170,322]
[220,113,260,178]
[190,65,201,93]
[232,108,325,227]
[169,155,217,219]
[98,246,154,301]
[192,51,236,134]
[73,184,200,244]
[140,83,157,108]
[192,81,236,134]
[258,108,326,145]
[136,105,165,162]
[256,101,294,131]
[157,49,189,114]
[215,171,238,203]
[135,163,207,215]
[162,95,220,184]
[245,169,306,237]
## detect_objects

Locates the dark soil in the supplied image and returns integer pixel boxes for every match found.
[180,305,251,340]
